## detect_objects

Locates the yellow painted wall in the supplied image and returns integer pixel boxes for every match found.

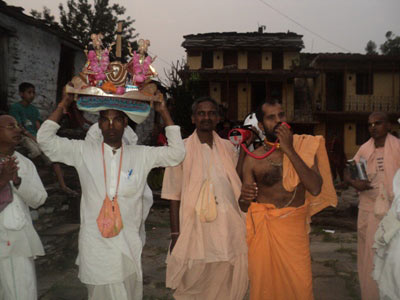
[345,72,400,97]
[314,123,325,136]
[345,72,356,97]
[283,52,299,70]
[187,54,201,70]
[213,51,223,69]
[374,73,394,96]
[238,51,247,69]
[373,72,400,98]
[209,82,221,103]
[238,83,251,120]
[344,122,359,159]
[262,51,272,70]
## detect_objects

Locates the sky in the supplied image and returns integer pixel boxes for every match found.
[5,0,400,82]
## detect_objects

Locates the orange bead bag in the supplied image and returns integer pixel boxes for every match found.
[96,143,124,238]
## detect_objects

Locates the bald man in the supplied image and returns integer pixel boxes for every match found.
[0,114,47,300]
[345,112,400,300]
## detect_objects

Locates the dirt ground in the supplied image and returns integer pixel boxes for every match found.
[36,186,361,300]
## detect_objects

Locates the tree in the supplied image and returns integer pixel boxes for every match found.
[31,0,137,59]
[31,6,58,27]
[380,31,400,55]
[163,59,208,137]
[365,40,378,55]
[365,31,400,55]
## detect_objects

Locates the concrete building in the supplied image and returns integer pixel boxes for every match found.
[0,1,85,117]
[181,30,400,158]
[311,54,400,158]
[180,29,318,128]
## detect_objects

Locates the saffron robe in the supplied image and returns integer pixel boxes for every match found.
[162,131,248,300]
[354,134,400,300]
[247,135,337,300]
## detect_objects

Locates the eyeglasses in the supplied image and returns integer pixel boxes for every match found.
[368,121,384,128]
[0,124,21,130]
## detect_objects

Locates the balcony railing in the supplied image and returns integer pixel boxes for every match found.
[345,95,400,113]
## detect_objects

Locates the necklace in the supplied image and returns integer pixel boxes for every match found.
[263,141,282,167]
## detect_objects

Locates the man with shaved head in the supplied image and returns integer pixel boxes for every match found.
[345,112,400,300]
[0,114,47,300]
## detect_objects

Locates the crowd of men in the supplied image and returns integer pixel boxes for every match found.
[0,82,399,300]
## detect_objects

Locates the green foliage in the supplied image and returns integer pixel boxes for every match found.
[31,0,137,59]
[364,40,378,55]
[165,60,209,137]
[30,6,58,26]
[380,31,400,55]
[365,31,400,55]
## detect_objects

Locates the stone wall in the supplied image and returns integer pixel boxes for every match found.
[0,11,84,119]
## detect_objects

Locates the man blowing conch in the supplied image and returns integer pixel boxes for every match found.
[37,91,185,300]
[240,100,337,300]
[162,97,248,300]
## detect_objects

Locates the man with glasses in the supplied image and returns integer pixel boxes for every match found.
[0,114,47,300]
[162,97,248,300]
[345,112,400,300]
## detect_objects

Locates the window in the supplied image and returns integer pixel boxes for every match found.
[356,123,369,145]
[223,51,237,68]
[272,51,283,69]
[356,73,373,95]
[201,51,213,68]
[247,51,261,70]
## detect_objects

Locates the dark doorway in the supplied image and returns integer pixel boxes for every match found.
[223,51,237,68]
[291,124,314,135]
[272,51,283,70]
[201,51,213,68]
[56,45,76,103]
[247,51,261,70]
[326,72,344,111]
[251,82,266,111]
[221,82,238,121]
[0,31,9,111]
[266,81,282,103]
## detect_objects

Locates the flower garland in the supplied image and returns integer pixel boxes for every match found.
[131,51,152,85]
[88,49,109,81]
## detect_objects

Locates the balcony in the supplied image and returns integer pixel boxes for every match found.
[345,95,400,113]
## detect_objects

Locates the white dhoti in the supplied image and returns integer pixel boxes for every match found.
[0,256,37,300]
[87,273,142,300]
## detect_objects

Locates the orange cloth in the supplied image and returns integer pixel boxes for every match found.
[282,135,338,222]
[353,133,400,300]
[162,131,248,300]
[248,135,337,300]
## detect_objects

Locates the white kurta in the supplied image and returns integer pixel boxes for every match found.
[0,152,47,258]
[0,152,47,300]
[373,170,400,300]
[37,120,185,285]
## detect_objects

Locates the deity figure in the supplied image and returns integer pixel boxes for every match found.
[127,39,157,87]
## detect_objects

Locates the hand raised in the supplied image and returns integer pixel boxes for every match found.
[153,92,167,113]
[276,123,293,154]
[0,156,19,184]
[59,84,75,112]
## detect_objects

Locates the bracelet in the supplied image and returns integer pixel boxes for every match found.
[170,232,179,236]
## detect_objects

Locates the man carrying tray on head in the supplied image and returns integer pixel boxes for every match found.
[37,89,185,300]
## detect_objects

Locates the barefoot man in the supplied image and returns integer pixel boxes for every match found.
[240,99,337,300]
